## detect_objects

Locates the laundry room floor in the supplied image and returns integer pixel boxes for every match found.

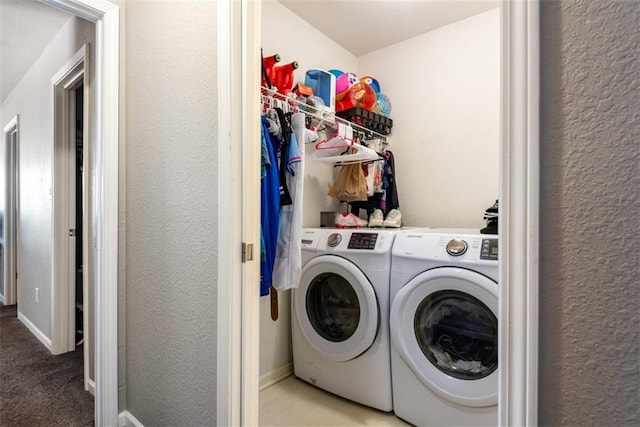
[259,375,410,426]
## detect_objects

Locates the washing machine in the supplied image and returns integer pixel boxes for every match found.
[390,229,499,426]
[292,228,396,412]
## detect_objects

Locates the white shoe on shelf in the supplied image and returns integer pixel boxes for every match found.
[335,212,369,228]
[383,209,402,228]
[368,209,384,228]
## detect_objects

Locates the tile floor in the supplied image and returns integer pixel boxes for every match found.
[259,375,411,426]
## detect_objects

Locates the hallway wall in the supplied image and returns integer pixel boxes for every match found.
[123,1,218,425]
[539,0,639,425]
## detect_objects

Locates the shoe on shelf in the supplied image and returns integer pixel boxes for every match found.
[335,212,369,228]
[368,209,384,228]
[383,209,402,228]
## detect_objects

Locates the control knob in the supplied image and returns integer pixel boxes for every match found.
[327,233,342,247]
[446,239,468,256]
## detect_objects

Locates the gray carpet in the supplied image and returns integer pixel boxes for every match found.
[0,303,94,426]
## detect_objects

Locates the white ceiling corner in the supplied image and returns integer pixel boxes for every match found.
[277,0,500,57]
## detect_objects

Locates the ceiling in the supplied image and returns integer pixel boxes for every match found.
[0,0,71,103]
[278,0,500,56]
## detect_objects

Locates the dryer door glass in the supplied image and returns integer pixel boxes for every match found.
[306,272,360,342]
[414,290,498,380]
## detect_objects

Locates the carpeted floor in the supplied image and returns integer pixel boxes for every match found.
[0,303,94,426]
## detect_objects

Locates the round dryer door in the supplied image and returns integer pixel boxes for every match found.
[390,267,498,407]
[295,255,379,362]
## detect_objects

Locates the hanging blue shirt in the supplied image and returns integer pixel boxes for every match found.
[260,116,281,296]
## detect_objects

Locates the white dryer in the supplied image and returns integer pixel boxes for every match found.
[390,229,499,426]
[292,228,396,412]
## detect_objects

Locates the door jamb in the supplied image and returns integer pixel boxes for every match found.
[51,44,87,356]
[3,116,20,307]
[216,0,261,425]
[499,1,540,425]
[41,1,120,425]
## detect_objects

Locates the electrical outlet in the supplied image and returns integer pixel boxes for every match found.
[35,288,39,303]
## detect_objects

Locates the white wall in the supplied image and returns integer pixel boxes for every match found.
[359,8,500,229]
[0,16,94,340]
[260,0,358,381]
[123,1,218,425]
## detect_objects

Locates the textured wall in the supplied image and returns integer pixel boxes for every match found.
[124,1,218,425]
[539,0,640,425]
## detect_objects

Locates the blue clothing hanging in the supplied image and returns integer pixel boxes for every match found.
[260,116,281,296]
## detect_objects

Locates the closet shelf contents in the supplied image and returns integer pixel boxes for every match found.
[260,86,389,143]
[337,107,393,136]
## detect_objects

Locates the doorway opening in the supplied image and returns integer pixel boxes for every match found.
[51,46,91,399]
[2,116,20,308]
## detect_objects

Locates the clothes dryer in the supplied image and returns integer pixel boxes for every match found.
[292,228,396,411]
[390,229,499,426]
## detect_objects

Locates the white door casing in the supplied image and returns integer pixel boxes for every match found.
[3,116,20,307]
[216,0,262,426]
[499,1,540,425]
[51,44,87,356]
[40,0,119,425]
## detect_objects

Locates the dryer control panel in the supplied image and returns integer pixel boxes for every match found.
[393,230,498,264]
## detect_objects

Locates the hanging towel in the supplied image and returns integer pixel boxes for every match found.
[272,112,309,292]
[260,116,281,296]
[328,158,368,202]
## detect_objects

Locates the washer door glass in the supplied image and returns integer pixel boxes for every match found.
[295,255,379,362]
[389,267,498,406]
[414,290,498,380]
[306,272,360,342]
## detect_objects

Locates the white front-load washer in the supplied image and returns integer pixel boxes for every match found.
[390,229,499,426]
[292,228,396,412]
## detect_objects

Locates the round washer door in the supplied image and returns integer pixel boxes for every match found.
[295,255,379,362]
[390,267,498,407]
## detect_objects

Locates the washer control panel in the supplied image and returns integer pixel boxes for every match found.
[347,233,379,250]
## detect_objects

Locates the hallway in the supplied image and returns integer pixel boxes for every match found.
[0,303,94,426]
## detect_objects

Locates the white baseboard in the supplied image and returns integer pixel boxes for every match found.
[260,362,293,391]
[87,378,95,396]
[119,410,144,427]
[18,312,52,352]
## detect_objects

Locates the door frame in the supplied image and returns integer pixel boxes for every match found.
[216,0,262,425]
[499,1,539,425]
[217,0,539,425]
[41,0,120,425]
[2,115,20,307]
[51,44,88,357]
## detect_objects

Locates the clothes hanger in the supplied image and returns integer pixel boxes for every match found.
[311,123,379,164]
[315,122,353,150]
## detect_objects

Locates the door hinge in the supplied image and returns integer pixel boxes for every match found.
[69,229,77,237]
[242,242,254,263]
